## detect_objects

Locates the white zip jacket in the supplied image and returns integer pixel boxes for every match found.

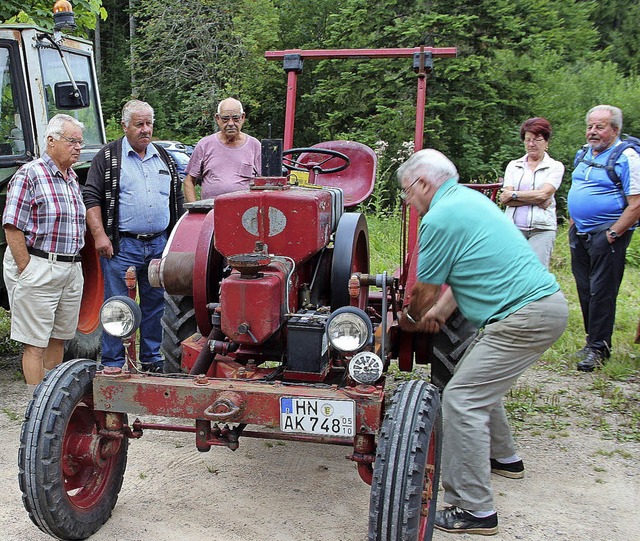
[503,152,564,231]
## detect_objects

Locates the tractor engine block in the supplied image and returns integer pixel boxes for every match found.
[220,258,293,345]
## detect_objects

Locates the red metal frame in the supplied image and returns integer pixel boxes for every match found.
[264,46,458,285]
[93,365,382,481]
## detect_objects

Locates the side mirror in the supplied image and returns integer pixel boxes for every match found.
[54,81,90,109]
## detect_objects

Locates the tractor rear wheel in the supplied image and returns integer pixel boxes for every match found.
[161,293,197,373]
[369,380,442,541]
[19,359,128,540]
[64,327,101,361]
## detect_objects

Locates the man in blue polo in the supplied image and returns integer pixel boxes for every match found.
[568,105,640,372]
[398,149,568,536]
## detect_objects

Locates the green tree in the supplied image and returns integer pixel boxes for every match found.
[130,0,279,142]
[591,0,640,76]
[527,58,640,218]
[281,0,599,193]
[96,0,131,132]
[93,0,639,208]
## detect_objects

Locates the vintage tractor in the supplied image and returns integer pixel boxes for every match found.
[18,46,500,541]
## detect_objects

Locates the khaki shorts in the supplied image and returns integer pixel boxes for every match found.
[3,249,84,347]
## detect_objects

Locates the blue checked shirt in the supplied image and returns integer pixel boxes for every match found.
[2,153,86,254]
[118,138,171,234]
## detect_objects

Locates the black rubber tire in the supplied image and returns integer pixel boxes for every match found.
[19,359,128,540]
[429,309,477,390]
[161,293,197,373]
[369,380,442,541]
[64,327,102,362]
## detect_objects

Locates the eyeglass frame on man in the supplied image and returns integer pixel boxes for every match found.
[400,177,421,200]
[216,114,243,123]
[59,134,86,148]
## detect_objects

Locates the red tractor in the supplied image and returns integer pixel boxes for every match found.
[18,47,499,541]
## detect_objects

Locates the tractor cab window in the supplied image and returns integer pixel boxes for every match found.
[0,46,25,157]
[38,46,103,148]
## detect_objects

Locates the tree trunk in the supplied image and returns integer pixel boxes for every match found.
[129,0,137,96]
[94,15,101,74]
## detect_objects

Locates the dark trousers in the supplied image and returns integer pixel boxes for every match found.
[569,224,633,353]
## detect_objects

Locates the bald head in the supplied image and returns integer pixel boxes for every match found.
[215,97,246,145]
[217,98,244,115]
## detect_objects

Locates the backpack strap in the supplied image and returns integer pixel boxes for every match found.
[573,145,589,168]
[606,135,640,192]
[573,145,617,186]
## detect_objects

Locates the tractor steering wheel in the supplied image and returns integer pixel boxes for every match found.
[282,147,350,175]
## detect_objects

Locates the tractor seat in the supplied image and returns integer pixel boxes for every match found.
[297,141,377,208]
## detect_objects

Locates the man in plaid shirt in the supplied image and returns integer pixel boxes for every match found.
[2,114,86,394]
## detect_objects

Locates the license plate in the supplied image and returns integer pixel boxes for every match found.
[280,397,355,436]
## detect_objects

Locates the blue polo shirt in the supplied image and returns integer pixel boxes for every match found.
[118,138,171,234]
[568,139,640,233]
[417,179,559,327]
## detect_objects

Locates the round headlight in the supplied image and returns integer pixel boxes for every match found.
[326,307,372,353]
[348,351,384,384]
[100,296,142,339]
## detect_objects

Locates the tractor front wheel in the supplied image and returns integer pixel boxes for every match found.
[19,359,128,540]
[368,380,442,541]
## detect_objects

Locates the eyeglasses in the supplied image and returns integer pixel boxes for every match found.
[59,134,86,148]
[523,136,545,145]
[400,177,421,200]
[217,114,243,123]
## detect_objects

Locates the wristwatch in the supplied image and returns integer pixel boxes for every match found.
[511,192,518,200]
[607,228,619,241]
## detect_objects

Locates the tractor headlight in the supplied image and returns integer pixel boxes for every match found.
[348,351,384,385]
[100,296,141,339]
[326,307,372,353]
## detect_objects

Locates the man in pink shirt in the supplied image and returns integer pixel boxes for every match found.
[183,98,261,202]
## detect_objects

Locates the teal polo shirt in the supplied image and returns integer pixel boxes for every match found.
[417,178,559,328]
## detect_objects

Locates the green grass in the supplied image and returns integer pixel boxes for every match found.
[0,308,21,356]
[1,407,20,422]
[544,223,640,376]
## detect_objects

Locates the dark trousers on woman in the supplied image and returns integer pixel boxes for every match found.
[569,224,633,354]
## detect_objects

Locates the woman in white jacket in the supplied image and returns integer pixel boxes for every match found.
[499,117,565,268]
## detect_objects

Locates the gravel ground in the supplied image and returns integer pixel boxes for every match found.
[0,354,638,541]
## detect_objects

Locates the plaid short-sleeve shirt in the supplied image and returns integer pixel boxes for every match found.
[2,153,86,254]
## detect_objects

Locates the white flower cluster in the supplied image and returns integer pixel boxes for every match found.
[373,140,415,164]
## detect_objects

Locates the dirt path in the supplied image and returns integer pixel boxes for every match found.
[1,361,638,541]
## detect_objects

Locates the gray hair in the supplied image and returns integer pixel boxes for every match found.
[397,148,459,188]
[122,99,154,127]
[217,98,244,115]
[586,105,623,132]
[44,114,85,140]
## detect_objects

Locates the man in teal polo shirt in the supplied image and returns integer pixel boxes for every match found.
[398,149,568,536]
